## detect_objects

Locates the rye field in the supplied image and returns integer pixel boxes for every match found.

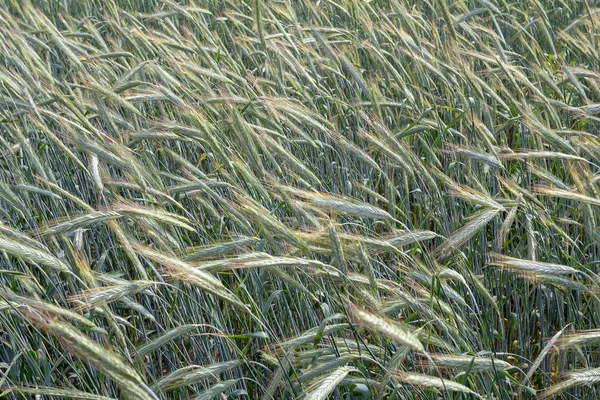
[2,0,600,398]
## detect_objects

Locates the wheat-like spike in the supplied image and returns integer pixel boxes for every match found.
[155,360,242,391]
[167,180,231,194]
[524,327,566,384]
[410,270,467,306]
[312,198,392,219]
[181,237,259,261]
[187,253,266,271]
[539,378,578,399]
[435,208,500,260]
[194,379,237,400]
[497,194,522,248]
[136,324,199,359]
[385,230,439,247]
[0,222,50,250]
[41,211,121,236]
[443,143,503,169]
[540,368,600,399]
[238,197,307,249]
[349,304,424,352]
[129,130,186,142]
[261,348,294,400]
[12,184,63,200]
[271,183,322,228]
[497,175,546,209]
[231,157,271,200]
[210,255,328,271]
[357,242,377,293]
[393,370,483,399]
[6,386,116,400]
[132,244,221,286]
[524,274,589,291]
[106,220,147,279]
[163,269,250,313]
[382,293,466,347]
[328,222,347,278]
[113,203,195,232]
[448,183,505,210]
[90,155,103,192]
[533,185,600,208]
[132,243,250,312]
[265,97,333,133]
[41,320,157,400]
[0,291,94,327]
[499,151,586,161]
[118,297,156,322]
[300,230,398,254]
[528,164,571,190]
[425,354,512,372]
[568,368,600,382]
[257,133,321,185]
[305,267,400,294]
[70,280,154,310]
[0,235,70,273]
[278,323,351,347]
[331,133,382,172]
[557,329,600,348]
[437,268,467,285]
[297,355,355,384]
[358,129,414,174]
[301,365,356,400]
[489,253,579,275]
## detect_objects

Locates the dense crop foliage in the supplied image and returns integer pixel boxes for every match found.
[1,0,600,398]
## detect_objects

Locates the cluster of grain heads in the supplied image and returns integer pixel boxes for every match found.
[1,0,600,398]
